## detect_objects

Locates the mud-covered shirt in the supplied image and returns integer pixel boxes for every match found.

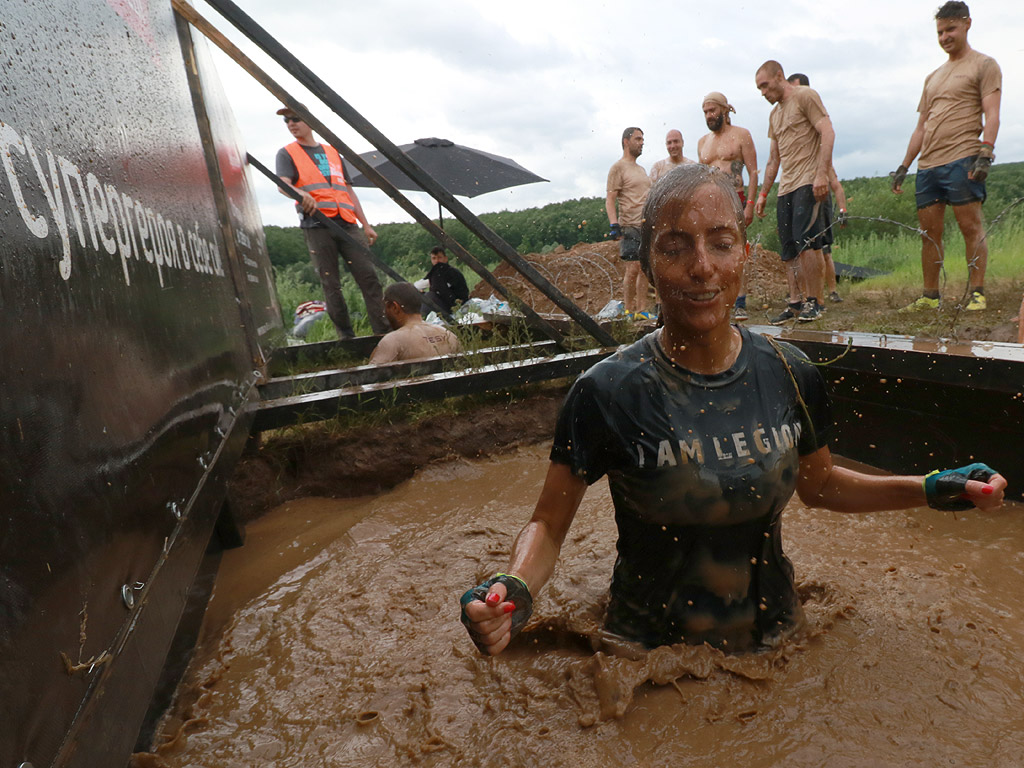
[550,327,832,650]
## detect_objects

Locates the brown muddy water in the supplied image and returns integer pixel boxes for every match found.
[145,445,1024,768]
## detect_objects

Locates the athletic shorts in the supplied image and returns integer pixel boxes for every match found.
[776,185,833,262]
[915,155,986,209]
[619,225,641,262]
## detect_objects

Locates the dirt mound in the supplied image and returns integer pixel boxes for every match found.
[471,240,789,313]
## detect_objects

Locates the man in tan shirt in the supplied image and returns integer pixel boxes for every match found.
[891,1,1001,313]
[789,73,849,305]
[606,127,653,317]
[754,60,836,324]
[698,92,758,320]
[369,282,461,364]
[649,130,694,184]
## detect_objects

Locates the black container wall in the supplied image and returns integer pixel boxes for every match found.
[0,2,283,766]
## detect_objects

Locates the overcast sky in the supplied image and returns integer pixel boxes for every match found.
[190,0,1024,229]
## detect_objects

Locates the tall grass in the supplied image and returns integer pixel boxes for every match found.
[834,215,1024,289]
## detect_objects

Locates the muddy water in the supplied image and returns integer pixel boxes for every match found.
[148,446,1024,768]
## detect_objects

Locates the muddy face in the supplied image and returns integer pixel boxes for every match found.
[145,446,1024,767]
[650,183,746,337]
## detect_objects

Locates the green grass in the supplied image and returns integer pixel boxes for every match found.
[834,216,1024,293]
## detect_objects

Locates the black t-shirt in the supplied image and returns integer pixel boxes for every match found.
[426,262,470,313]
[550,327,832,650]
[275,144,348,230]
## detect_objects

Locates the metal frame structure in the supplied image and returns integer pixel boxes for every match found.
[172,0,618,349]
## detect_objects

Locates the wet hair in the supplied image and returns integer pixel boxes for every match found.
[756,60,784,79]
[429,246,446,257]
[637,164,746,283]
[384,282,423,315]
[935,1,969,19]
[788,72,810,86]
[622,126,642,145]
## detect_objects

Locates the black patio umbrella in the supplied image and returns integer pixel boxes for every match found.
[345,137,547,226]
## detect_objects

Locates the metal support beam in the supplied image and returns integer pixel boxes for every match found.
[252,347,617,432]
[177,0,618,348]
[259,341,560,400]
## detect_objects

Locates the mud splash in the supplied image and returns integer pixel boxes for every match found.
[141,446,1024,768]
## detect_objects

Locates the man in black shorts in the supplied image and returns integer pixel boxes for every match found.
[789,72,849,304]
[606,127,653,318]
[754,61,836,324]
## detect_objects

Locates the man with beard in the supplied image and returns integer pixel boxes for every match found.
[698,92,758,320]
[606,127,653,318]
[649,129,694,184]
[754,61,836,324]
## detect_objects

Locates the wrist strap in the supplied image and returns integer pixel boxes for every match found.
[495,573,530,594]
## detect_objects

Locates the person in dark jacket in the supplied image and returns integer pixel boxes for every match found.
[424,246,469,317]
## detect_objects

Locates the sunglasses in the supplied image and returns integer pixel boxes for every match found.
[283,116,303,124]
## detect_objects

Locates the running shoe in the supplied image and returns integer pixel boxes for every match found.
[898,296,940,313]
[732,304,749,321]
[829,291,843,303]
[769,306,799,325]
[965,291,986,311]
[797,299,823,323]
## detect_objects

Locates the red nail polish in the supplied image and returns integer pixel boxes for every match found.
[982,484,994,495]
[503,602,516,614]
[485,592,501,606]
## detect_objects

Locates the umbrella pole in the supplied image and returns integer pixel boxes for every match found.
[438,200,443,231]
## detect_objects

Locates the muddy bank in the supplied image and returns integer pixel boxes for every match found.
[141,446,1024,767]
[228,388,566,522]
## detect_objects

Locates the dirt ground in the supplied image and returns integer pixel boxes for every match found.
[471,239,1022,343]
[470,240,798,317]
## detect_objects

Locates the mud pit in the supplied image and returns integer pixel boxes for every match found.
[143,444,1024,768]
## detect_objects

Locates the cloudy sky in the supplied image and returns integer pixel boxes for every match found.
[189,0,1024,229]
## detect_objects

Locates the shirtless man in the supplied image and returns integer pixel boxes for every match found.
[606,127,653,317]
[649,129,694,184]
[698,92,758,320]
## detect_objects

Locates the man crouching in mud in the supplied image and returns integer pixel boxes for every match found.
[461,164,1007,656]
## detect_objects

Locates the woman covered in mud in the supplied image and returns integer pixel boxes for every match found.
[461,163,1007,655]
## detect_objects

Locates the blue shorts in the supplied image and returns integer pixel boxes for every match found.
[915,156,986,209]
[619,226,641,262]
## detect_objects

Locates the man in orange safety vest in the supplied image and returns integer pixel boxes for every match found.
[275,107,388,338]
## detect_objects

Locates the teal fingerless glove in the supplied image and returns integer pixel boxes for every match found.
[459,573,534,653]
[923,462,996,511]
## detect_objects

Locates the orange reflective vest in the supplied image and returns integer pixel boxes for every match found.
[284,142,358,224]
